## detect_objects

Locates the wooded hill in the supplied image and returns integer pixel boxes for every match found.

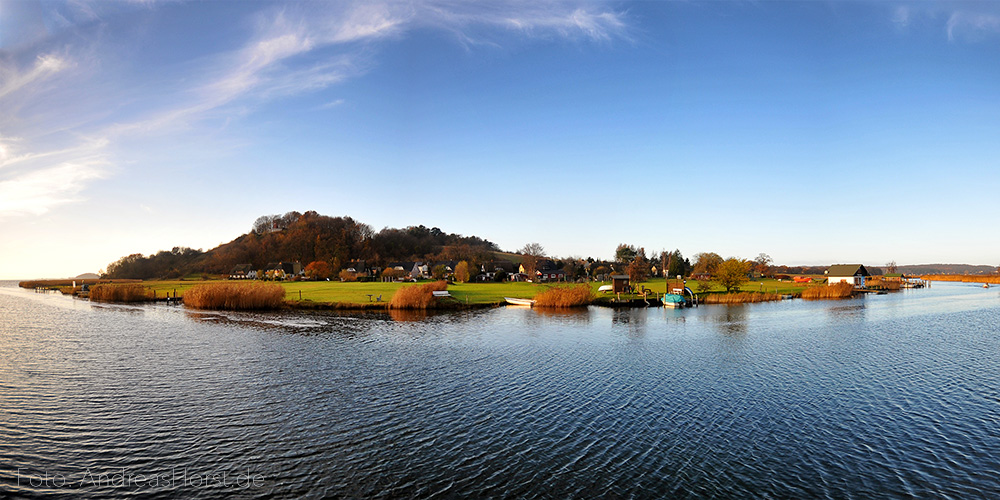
[103,211,500,279]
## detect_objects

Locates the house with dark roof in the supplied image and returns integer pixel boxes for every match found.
[827,264,870,287]
[264,261,302,280]
[229,264,256,280]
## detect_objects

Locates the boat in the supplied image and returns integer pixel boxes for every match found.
[661,294,685,308]
[983,283,990,289]
[597,284,614,293]
[504,297,536,307]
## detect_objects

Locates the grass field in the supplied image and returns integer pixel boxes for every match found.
[137,277,826,307]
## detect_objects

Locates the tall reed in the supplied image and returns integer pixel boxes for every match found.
[801,282,854,300]
[923,275,1000,284]
[701,292,782,304]
[533,285,594,308]
[184,282,286,310]
[89,284,154,303]
[389,281,448,309]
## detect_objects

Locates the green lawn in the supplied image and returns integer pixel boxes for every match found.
[140,277,821,307]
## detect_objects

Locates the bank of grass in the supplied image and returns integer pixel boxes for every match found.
[701,292,783,304]
[184,282,286,310]
[534,284,594,308]
[389,281,449,309]
[89,283,153,303]
[801,282,854,300]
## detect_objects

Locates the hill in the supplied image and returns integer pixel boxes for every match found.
[897,264,998,276]
[103,211,501,279]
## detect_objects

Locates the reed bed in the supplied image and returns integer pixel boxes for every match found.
[184,282,286,310]
[923,275,1000,284]
[801,282,854,300]
[701,292,783,304]
[389,281,448,310]
[89,284,154,303]
[533,285,594,308]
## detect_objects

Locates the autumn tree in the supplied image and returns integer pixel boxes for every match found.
[753,253,773,277]
[885,260,898,274]
[627,253,650,284]
[381,267,407,281]
[716,258,751,293]
[454,261,471,283]
[692,252,724,275]
[339,269,358,282]
[304,261,332,280]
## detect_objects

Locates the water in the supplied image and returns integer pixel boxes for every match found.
[2,281,999,498]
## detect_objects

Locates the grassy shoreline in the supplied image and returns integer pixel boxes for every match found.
[20,276,870,309]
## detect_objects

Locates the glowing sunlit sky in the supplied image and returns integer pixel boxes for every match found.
[2,0,1000,278]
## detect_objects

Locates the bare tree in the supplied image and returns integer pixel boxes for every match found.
[520,242,545,257]
[885,260,898,274]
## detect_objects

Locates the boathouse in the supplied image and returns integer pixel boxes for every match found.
[826,264,870,287]
[611,275,631,293]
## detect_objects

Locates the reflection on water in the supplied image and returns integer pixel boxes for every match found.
[2,281,1000,498]
[388,308,431,322]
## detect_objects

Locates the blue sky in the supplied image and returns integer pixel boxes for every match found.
[2,0,1000,278]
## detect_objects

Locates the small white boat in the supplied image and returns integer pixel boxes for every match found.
[597,284,614,293]
[504,297,536,307]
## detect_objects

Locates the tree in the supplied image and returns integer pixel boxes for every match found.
[432,264,448,280]
[666,249,688,278]
[716,258,751,292]
[753,253,773,276]
[339,269,358,282]
[615,244,638,263]
[454,261,471,283]
[520,242,545,257]
[627,253,650,283]
[692,252,723,275]
[885,260,898,274]
[304,260,332,280]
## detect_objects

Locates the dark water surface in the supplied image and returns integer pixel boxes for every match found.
[2,281,999,498]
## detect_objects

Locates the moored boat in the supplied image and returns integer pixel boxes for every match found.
[504,297,536,307]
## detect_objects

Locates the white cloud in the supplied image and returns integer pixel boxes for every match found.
[946,11,1000,41]
[0,53,71,99]
[892,6,910,29]
[0,157,106,216]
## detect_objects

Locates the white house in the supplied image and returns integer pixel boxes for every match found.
[826,264,870,287]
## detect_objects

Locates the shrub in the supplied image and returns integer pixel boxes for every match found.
[184,282,286,310]
[801,282,854,300]
[533,285,593,308]
[389,280,448,310]
[89,284,153,303]
[701,292,782,304]
[339,270,358,282]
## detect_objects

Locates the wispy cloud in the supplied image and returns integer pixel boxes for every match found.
[0,0,629,217]
[946,10,1000,41]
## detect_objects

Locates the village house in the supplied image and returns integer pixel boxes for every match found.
[826,264,870,287]
[228,264,256,280]
[264,261,303,280]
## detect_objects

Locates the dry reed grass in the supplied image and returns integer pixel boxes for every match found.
[801,282,854,300]
[89,283,154,303]
[923,275,1000,284]
[701,292,783,304]
[389,281,448,309]
[533,285,594,308]
[184,282,286,310]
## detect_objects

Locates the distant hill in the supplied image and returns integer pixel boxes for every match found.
[896,264,998,276]
[74,273,101,279]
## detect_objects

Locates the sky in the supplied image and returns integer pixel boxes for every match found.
[2,0,1000,279]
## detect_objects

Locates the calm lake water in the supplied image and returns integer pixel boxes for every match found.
[2,281,999,498]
